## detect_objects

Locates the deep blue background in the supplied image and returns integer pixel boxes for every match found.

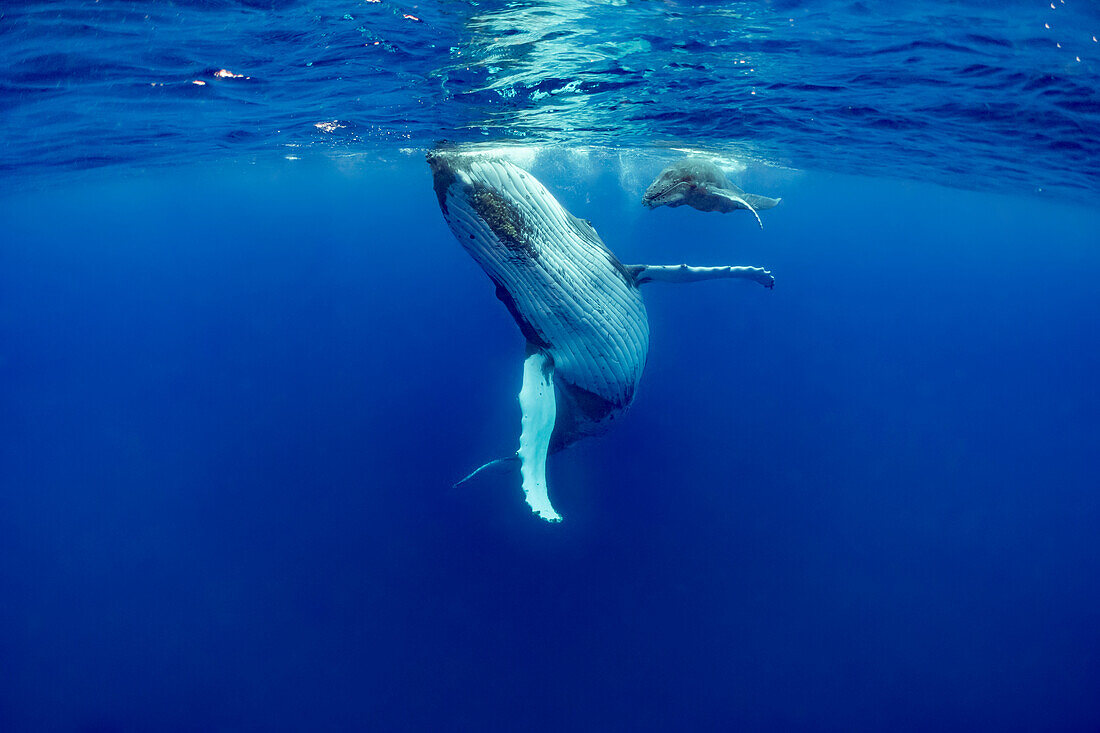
[1,157,1098,731]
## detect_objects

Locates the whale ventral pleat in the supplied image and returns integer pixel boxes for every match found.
[563,210,636,289]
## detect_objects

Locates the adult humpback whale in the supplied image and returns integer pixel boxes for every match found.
[428,148,774,522]
[642,157,781,228]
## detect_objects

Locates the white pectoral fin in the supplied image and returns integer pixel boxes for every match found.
[518,351,561,522]
[713,188,763,228]
[628,264,774,289]
[743,193,781,211]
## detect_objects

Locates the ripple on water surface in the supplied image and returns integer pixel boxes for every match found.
[1,0,1098,199]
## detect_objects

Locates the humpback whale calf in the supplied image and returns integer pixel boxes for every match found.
[642,157,781,228]
[428,148,774,522]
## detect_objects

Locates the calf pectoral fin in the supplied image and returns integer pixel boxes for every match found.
[518,351,562,522]
[712,188,763,228]
[743,193,781,211]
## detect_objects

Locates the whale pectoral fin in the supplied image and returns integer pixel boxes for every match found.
[518,351,561,522]
[743,193,781,211]
[711,187,763,228]
[626,264,774,289]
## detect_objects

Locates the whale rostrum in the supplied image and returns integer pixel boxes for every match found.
[428,149,774,522]
[642,157,781,228]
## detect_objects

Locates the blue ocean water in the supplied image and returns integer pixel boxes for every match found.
[2,2,1100,732]
[3,0,1100,195]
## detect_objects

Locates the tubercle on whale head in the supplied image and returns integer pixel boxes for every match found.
[428,150,537,257]
[641,172,692,209]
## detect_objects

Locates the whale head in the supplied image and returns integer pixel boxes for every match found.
[642,158,717,206]
[428,149,527,225]
[641,165,696,209]
[642,158,736,209]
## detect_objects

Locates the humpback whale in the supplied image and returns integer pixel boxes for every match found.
[428,148,774,522]
[642,157,781,228]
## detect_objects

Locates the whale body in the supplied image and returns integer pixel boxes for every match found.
[429,149,774,521]
[642,157,781,229]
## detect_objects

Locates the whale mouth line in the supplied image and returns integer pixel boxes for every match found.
[644,179,688,205]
